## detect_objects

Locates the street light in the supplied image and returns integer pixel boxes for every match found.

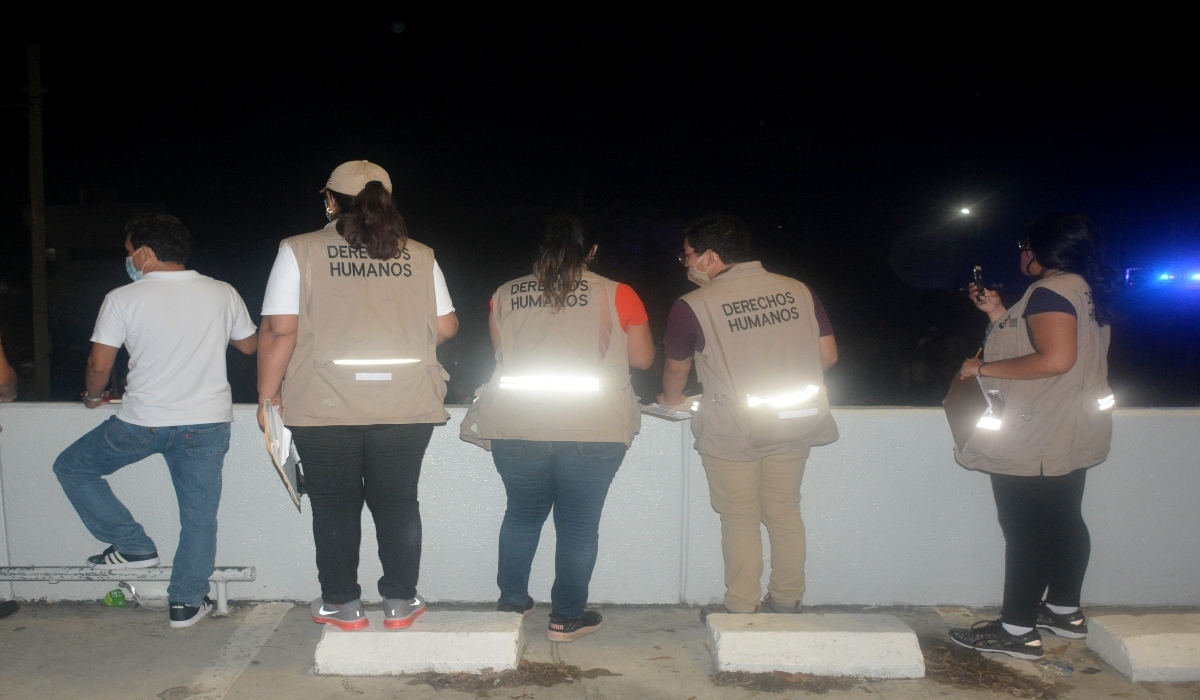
[960,208,971,215]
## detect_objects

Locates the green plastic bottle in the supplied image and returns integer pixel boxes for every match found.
[104,589,128,607]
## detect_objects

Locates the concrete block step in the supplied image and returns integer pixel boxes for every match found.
[315,611,525,675]
[1088,614,1200,682]
[706,613,925,678]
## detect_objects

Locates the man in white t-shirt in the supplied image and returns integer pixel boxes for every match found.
[52,214,257,630]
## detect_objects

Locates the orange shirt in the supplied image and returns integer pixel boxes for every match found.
[491,283,648,332]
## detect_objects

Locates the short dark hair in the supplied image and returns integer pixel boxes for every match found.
[684,214,752,263]
[126,214,192,264]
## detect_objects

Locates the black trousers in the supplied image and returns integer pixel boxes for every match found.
[291,423,434,604]
[990,468,1091,628]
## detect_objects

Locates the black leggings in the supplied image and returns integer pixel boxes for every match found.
[291,423,434,604]
[991,469,1091,628]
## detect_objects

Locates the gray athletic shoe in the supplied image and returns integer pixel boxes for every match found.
[310,597,368,630]
[383,594,426,629]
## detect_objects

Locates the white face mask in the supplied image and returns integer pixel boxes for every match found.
[687,251,713,286]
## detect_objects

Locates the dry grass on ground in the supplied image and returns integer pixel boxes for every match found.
[406,660,620,697]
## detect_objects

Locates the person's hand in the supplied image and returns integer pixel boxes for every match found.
[960,358,984,379]
[657,392,688,409]
[257,395,282,432]
[968,283,1005,320]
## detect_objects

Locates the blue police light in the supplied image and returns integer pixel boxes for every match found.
[1160,273,1172,281]
[1192,273,1200,281]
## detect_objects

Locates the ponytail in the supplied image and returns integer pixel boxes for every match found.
[334,181,408,260]
[1026,214,1120,326]
[533,215,598,310]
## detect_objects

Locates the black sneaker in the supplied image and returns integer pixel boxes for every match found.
[949,619,1044,660]
[547,610,603,642]
[497,596,535,617]
[87,545,160,570]
[1037,603,1088,639]
[169,596,214,629]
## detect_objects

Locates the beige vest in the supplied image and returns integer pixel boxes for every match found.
[683,262,838,461]
[460,271,640,448]
[956,273,1112,476]
[281,224,449,427]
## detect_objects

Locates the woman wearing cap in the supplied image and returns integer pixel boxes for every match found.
[948,214,1116,659]
[258,161,458,630]
[460,216,655,642]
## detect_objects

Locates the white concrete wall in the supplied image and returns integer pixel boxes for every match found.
[1,404,1197,606]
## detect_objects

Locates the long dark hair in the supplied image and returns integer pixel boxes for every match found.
[533,215,598,309]
[332,181,408,260]
[1026,213,1119,326]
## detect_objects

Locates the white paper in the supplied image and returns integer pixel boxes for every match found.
[263,401,302,512]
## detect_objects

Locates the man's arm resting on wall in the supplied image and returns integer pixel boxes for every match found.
[84,343,119,407]
[658,356,693,407]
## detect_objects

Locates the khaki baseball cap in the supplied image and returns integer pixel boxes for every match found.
[321,160,393,195]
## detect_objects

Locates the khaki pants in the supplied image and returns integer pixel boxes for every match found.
[701,446,810,613]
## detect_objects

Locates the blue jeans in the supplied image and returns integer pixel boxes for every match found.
[53,416,229,607]
[492,440,626,619]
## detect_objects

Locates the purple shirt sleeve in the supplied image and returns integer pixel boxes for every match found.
[1023,287,1077,319]
[664,290,833,362]
[664,299,703,360]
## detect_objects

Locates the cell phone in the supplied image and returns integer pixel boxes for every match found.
[973,266,986,301]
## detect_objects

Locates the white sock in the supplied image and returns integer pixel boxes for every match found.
[1046,603,1079,615]
[1003,622,1034,636]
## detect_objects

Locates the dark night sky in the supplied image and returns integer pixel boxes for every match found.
[3,13,1199,405]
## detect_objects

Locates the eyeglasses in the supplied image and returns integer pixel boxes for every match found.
[1018,239,1031,251]
[678,250,702,266]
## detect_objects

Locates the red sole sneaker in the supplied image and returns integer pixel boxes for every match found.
[384,607,425,629]
[312,614,370,631]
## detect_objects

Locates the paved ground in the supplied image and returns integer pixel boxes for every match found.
[1,601,1198,699]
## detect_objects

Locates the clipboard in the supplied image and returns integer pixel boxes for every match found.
[942,375,994,450]
[263,400,304,512]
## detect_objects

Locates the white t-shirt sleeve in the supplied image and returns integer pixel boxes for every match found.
[433,261,455,316]
[90,292,126,348]
[261,242,301,316]
[228,288,257,340]
[261,241,455,316]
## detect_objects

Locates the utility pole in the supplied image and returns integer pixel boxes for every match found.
[28,44,50,398]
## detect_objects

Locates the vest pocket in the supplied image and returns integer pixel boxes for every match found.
[727,386,831,448]
[303,358,443,421]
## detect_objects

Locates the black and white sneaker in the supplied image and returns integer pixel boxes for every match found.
[87,545,160,570]
[497,596,535,617]
[169,596,214,629]
[547,610,603,642]
[1037,603,1088,639]
[949,619,1044,660]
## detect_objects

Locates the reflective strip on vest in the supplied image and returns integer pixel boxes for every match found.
[332,358,420,366]
[977,415,1002,430]
[1098,394,1115,411]
[498,375,600,392]
[746,385,819,408]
